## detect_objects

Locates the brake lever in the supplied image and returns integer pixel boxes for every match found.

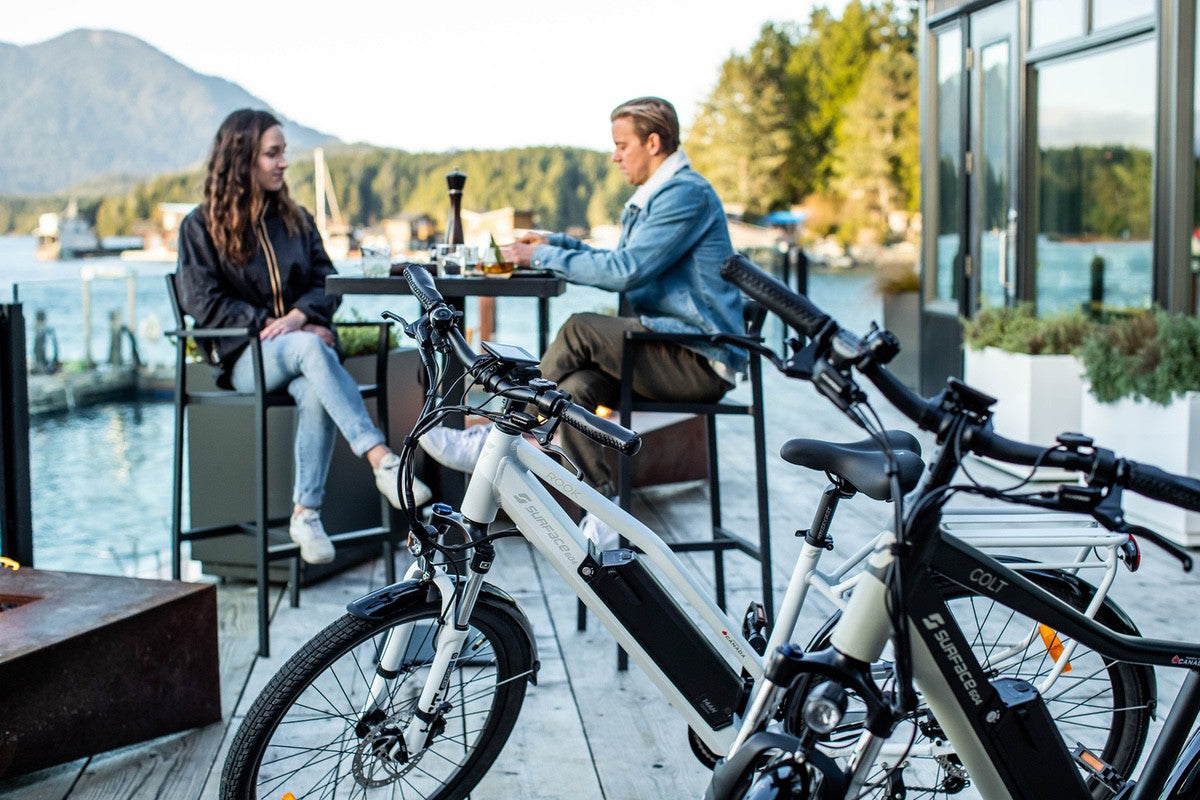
[1068,483,1195,572]
[709,332,788,373]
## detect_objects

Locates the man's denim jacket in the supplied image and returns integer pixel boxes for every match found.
[530,166,747,375]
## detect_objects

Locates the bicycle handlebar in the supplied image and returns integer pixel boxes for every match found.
[719,254,1200,516]
[1125,460,1200,513]
[721,253,831,339]
[401,265,641,457]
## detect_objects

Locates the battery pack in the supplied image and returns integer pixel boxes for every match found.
[986,677,1090,797]
[584,550,747,729]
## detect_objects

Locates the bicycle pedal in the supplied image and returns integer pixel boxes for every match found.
[1071,744,1128,794]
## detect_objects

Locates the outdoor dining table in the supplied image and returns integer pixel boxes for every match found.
[325,268,569,502]
[325,269,568,355]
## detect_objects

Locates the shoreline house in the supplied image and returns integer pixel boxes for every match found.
[915,1,1192,392]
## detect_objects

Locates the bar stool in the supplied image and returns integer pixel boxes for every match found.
[165,273,398,657]
[617,299,772,616]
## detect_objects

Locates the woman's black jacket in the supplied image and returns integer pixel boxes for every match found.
[176,199,339,388]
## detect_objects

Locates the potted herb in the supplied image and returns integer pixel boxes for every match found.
[874,262,920,389]
[1078,309,1200,545]
[961,303,1094,448]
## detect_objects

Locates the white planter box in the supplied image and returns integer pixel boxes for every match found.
[1081,389,1200,547]
[963,347,1085,445]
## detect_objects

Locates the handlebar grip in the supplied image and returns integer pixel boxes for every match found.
[561,405,642,456]
[1125,460,1200,513]
[720,253,831,339]
[402,264,444,311]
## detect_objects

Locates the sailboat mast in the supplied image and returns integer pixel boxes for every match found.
[314,147,327,237]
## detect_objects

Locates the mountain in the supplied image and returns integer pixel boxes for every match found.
[0,29,336,195]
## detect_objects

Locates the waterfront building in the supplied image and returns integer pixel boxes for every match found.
[916,1,1191,392]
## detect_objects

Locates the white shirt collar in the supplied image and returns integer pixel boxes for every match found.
[625,149,690,210]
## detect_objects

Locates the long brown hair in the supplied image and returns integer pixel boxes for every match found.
[203,109,306,266]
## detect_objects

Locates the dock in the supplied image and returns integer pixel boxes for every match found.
[1,366,1198,799]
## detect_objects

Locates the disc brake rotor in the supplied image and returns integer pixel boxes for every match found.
[353,714,421,787]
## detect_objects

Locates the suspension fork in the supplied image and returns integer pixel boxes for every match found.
[400,531,495,756]
[356,546,448,721]
[353,511,495,755]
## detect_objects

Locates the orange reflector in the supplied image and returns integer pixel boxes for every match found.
[595,405,614,418]
[282,793,297,800]
[1038,624,1072,673]
[0,557,19,571]
[1078,749,1106,773]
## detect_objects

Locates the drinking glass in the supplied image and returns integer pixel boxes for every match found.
[481,246,514,278]
[360,246,391,277]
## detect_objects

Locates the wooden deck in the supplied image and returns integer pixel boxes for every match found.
[3,366,1200,799]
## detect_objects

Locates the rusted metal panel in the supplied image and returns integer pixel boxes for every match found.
[0,568,220,777]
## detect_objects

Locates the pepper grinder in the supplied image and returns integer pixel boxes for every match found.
[445,168,466,246]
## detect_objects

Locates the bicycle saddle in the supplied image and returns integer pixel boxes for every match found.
[780,430,924,501]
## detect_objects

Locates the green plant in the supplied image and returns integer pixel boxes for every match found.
[872,262,919,296]
[961,303,1095,355]
[1078,309,1200,405]
[335,310,399,358]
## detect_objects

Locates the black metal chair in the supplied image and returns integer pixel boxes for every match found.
[575,295,773,669]
[622,299,771,604]
[165,273,398,657]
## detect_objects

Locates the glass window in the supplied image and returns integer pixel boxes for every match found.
[1035,38,1156,315]
[1092,0,1154,32]
[1030,0,1084,49]
[932,26,963,305]
[977,39,1011,309]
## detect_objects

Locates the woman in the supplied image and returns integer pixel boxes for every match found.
[177,108,429,565]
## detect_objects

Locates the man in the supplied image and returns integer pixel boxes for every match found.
[423,96,744,545]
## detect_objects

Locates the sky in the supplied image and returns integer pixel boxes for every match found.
[4,0,846,153]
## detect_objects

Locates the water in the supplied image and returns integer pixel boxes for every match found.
[0,235,879,577]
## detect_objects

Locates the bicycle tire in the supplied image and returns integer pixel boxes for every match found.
[785,570,1155,799]
[221,595,533,800]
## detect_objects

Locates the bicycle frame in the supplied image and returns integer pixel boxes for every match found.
[475,425,761,753]
[822,515,1200,800]
[383,417,1139,764]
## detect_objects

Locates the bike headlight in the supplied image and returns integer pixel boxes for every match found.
[802,680,848,735]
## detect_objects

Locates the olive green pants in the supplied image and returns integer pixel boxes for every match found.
[539,312,729,494]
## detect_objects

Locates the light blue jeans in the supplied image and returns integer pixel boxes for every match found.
[230,331,385,509]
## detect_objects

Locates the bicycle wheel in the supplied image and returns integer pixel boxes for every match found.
[786,570,1155,799]
[221,595,534,800]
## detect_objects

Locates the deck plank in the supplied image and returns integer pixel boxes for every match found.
[0,760,84,799]
[536,555,712,799]
[472,537,605,799]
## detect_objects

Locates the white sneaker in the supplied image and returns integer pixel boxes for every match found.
[419,424,491,473]
[374,452,433,509]
[289,508,335,564]
[580,513,621,551]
